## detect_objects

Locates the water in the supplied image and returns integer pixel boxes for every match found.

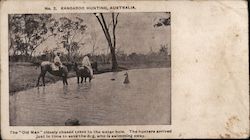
[10,68,171,126]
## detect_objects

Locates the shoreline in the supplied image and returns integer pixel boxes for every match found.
[9,62,170,95]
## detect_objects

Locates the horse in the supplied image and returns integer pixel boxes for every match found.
[73,62,92,83]
[36,61,69,86]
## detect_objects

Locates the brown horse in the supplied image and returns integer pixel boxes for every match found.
[36,61,69,86]
[73,62,92,83]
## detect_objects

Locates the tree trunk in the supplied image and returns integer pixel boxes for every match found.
[29,50,34,62]
[68,50,71,61]
[95,13,119,71]
[110,47,118,71]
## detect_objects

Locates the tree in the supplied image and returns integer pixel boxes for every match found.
[56,17,87,61]
[94,13,119,71]
[9,14,54,59]
[153,13,171,28]
[158,44,169,61]
[159,44,168,55]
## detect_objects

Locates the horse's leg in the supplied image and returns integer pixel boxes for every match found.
[62,68,68,85]
[84,77,87,83]
[81,77,83,83]
[37,67,44,86]
[42,72,46,86]
[65,76,68,85]
[36,74,41,86]
[62,77,65,85]
[77,76,79,84]
[89,76,92,82]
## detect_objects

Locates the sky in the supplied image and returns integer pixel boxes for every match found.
[34,12,171,56]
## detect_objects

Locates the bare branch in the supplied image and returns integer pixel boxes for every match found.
[114,13,119,27]
[94,14,109,43]
[32,34,53,51]
[100,14,112,47]
[100,14,109,31]
[107,19,113,32]
[95,13,112,48]
[112,13,119,49]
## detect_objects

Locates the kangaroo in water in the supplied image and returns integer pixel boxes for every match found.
[123,72,130,84]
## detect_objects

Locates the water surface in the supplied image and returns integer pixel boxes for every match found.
[10,68,171,126]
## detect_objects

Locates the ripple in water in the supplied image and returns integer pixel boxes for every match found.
[10,68,171,126]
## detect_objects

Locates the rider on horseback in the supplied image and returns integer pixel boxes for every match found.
[54,52,63,72]
[37,52,68,86]
[81,53,93,78]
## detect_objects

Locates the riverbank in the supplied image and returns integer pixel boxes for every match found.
[9,62,73,94]
[9,61,170,94]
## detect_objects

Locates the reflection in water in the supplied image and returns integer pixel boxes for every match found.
[10,68,171,126]
[63,86,68,94]
[37,86,46,95]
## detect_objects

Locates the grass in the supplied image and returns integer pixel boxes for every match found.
[9,60,170,94]
[9,62,76,94]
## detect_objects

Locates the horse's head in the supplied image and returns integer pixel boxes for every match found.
[91,61,98,72]
[62,62,73,72]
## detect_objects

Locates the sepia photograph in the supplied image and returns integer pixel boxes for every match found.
[1,0,249,139]
[8,12,171,126]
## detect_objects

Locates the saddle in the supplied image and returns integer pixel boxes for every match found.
[78,65,87,69]
[51,63,59,71]
[78,65,91,73]
[41,61,62,71]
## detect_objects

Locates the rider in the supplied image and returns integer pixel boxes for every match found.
[82,53,93,78]
[54,52,63,71]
